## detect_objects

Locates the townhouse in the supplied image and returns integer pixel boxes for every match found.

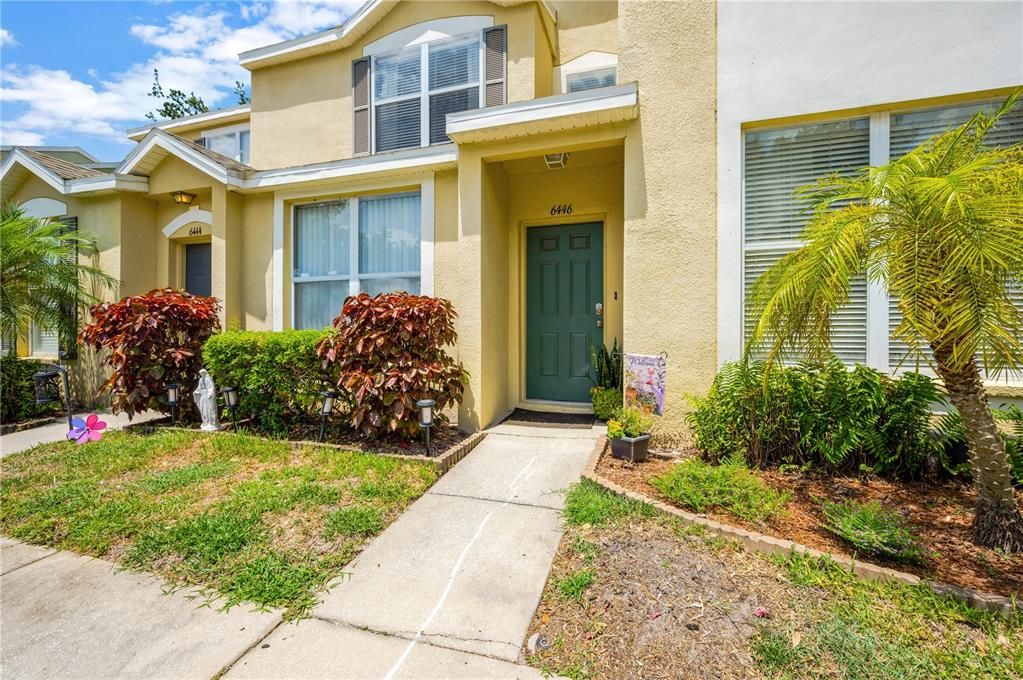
[2,0,1020,434]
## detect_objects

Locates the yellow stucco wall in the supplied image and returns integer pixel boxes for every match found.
[618,0,717,445]
[242,193,274,330]
[552,0,618,64]
[249,0,553,169]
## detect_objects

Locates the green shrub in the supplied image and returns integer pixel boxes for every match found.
[650,457,791,524]
[203,330,328,434]
[590,339,622,390]
[606,406,653,439]
[820,499,925,564]
[1,356,60,424]
[590,386,621,421]
[687,359,943,478]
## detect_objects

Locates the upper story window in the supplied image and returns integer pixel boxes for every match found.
[372,31,483,152]
[199,127,251,163]
[566,67,617,93]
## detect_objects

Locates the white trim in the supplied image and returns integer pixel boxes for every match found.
[117,130,242,184]
[272,195,285,330]
[238,0,553,69]
[363,16,493,56]
[420,174,435,296]
[20,197,67,219]
[162,208,213,238]
[866,112,891,372]
[557,51,618,94]
[66,174,148,194]
[446,83,638,136]
[125,105,251,139]
[0,150,66,195]
[247,145,456,189]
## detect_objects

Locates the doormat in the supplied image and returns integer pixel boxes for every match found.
[502,408,594,429]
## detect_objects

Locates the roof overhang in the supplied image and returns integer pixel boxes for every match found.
[239,0,556,70]
[1,148,149,202]
[125,105,252,142]
[446,82,638,144]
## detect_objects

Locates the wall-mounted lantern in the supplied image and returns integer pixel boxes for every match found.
[171,191,196,206]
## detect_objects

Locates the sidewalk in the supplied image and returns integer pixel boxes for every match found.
[0,410,162,457]
[1,422,601,679]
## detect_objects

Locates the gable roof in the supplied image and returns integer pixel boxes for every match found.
[125,105,251,142]
[238,0,555,69]
[0,147,148,202]
[116,128,255,183]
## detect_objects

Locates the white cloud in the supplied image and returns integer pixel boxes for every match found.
[0,1,360,150]
[0,28,17,47]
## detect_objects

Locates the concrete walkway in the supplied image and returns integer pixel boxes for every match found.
[0,410,162,457]
[0,422,600,679]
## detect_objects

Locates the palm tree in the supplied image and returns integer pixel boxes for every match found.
[0,203,117,355]
[747,95,1023,552]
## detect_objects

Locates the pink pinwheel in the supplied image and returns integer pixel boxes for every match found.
[67,414,107,444]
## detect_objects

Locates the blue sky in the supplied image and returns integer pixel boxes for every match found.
[1,1,361,161]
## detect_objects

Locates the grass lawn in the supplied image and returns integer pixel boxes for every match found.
[526,480,1023,679]
[0,429,438,618]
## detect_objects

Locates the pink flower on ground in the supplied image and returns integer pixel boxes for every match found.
[67,414,107,445]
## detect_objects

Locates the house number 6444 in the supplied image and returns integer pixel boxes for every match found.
[550,204,573,216]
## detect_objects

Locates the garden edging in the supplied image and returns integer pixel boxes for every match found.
[581,437,1018,617]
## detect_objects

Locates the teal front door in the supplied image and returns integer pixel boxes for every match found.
[526,223,603,402]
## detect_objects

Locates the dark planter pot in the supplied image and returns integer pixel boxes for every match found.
[609,433,651,463]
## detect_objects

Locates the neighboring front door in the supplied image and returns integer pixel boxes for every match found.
[184,243,212,297]
[526,222,604,402]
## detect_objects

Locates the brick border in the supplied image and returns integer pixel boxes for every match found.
[584,437,1018,617]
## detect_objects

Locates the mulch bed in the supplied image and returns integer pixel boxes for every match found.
[597,451,1023,598]
[527,521,814,679]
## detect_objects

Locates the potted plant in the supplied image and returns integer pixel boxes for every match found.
[607,406,654,463]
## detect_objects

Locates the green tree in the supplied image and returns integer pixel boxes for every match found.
[145,69,209,121]
[233,81,251,105]
[0,204,117,354]
[747,95,1023,552]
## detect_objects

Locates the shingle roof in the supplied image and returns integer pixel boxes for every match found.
[175,135,255,174]
[19,148,106,180]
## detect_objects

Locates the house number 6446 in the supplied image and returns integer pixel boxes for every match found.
[550,204,573,216]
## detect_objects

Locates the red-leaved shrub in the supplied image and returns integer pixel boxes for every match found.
[79,288,220,417]
[317,293,466,439]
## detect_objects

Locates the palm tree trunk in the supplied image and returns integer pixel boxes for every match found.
[933,349,1023,552]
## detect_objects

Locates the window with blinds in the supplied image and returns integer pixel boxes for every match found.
[743,118,871,364]
[566,67,616,93]
[887,101,1023,373]
[293,192,421,329]
[372,32,482,152]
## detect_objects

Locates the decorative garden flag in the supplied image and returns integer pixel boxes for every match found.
[624,353,667,416]
[67,414,107,444]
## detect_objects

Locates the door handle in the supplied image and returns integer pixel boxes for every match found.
[595,303,603,316]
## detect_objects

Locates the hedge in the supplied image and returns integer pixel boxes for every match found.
[203,329,328,434]
[1,356,60,425]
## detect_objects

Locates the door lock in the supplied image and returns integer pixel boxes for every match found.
[595,302,603,316]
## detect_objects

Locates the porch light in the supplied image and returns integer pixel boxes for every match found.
[32,364,74,431]
[544,152,569,169]
[171,191,196,205]
[165,382,180,426]
[318,390,337,443]
[222,386,240,428]
[417,399,436,456]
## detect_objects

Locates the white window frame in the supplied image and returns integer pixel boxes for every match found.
[198,123,251,163]
[738,96,1021,383]
[290,189,430,330]
[369,30,485,153]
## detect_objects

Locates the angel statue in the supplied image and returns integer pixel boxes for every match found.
[193,368,221,432]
